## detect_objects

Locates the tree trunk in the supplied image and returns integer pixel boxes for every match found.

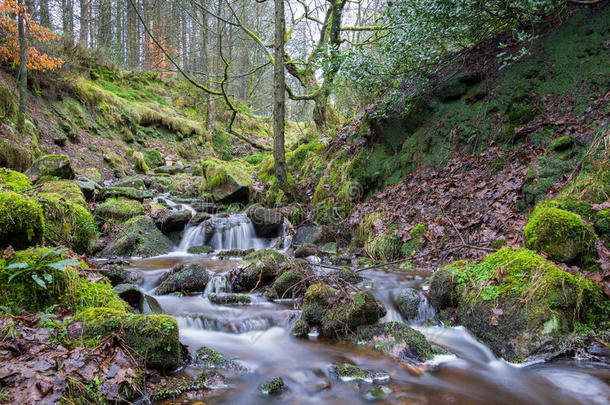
[62,0,74,47]
[273,0,289,191]
[40,0,50,28]
[127,0,138,67]
[79,0,89,46]
[17,0,28,133]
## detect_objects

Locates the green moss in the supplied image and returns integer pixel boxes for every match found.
[38,193,98,254]
[144,149,163,168]
[194,346,225,368]
[594,209,610,238]
[300,283,337,325]
[321,290,387,336]
[0,247,127,313]
[208,293,251,305]
[34,180,87,207]
[26,154,75,182]
[0,81,16,122]
[549,135,574,151]
[78,167,103,184]
[271,269,304,299]
[95,197,145,222]
[0,168,32,192]
[438,248,608,361]
[101,215,173,258]
[524,203,596,263]
[74,307,183,371]
[201,158,253,202]
[335,363,367,380]
[258,377,287,395]
[0,191,44,250]
[187,245,214,254]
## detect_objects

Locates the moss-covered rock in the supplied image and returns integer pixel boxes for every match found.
[155,263,210,295]
[99,186,153,202]
[78,167,103,184]
[193,346,244,371]
[74,308,183,371]
[201,158,252,203]
[0,191,44,250]
[26,155,75,182]
[247,205,283,237]
[38,193,98,254]
[258,377,288,395]
[296,283,386,337]
[271,269,305,299]
[329,363,389,383]
[0,168,32,192]
[354,322,432,363]
[0,247,128,312]
[431,248,608,361]
[95,198,145,222]
[396,288,422,320]
[144,150,163,168]
[113,176,146,190]
[149,371,224,401]
[187,245,214,255]
[524,202,596,263]
[101,215,173,258]
[35,180,88,207]
[549,135,574,152]
[230,249,288,292]
[594,209,610,238]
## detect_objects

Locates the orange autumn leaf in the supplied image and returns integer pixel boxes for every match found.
[0,0,63,71]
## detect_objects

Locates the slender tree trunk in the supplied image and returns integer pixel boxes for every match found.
[62,0,74,47]
[201,8,213,134]
[273,0,288,191]
[17,0,28,132]
[79,0,89,46]
[40,0,50,28]
[127,0,138,67]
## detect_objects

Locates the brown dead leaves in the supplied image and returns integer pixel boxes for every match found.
[348,145,537,269]
[0,314,142,404]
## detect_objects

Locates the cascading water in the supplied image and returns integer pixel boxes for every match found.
[123,202,609,405]
[176,214,272,253]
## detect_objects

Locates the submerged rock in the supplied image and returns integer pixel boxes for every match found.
[101,215,174,258]
[154,209,192,233]
[113,283,161,314]
[156,263,210,295]
[429,248,607,362]
[187,245,214,255]
[295,283,386,338]
[208,293,251,305]
[329,363,390,384]
[230,249,288,292]
[397,288,422,320]
[258,377,288,395]
[354,322,432,363]
[26,154,75,182]
[73,307,184,371]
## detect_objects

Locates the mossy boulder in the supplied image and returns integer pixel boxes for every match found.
[208,293,251,305]
[114,283,161,314]
[354,322,432,363]
[26,155,75,182]
[114,176,146,190]
[258,377,288,395]
[0,168,32,192]
[549,135,574,152]
[0,247,128,312]
[0,191,44,250]
[193,346,244,371]
[230,249,288,292]
[430,248,608,361]
[594,209,610,238]
[144,150,163,168]
[270,269,305,299]
[396,288,422,320]
[129,151,149,174]
[155,263,210,295]
[78,167,103,184]
[74,308,183,371]
[101,215,174,258]
[329,363,389,383]
[35,180,88,207]
[524,202,596,263]
[99,187,153,202]
[201,158,252,203]
[95,198,145,222]
[295,283,386,337]
[38,193,98,254]
[187,245,214,255]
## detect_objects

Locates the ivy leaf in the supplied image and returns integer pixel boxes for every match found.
[31,274,47,289]
[45,259,80,272]
[7,262,29,270]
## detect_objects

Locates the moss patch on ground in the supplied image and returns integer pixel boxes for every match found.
[0,191,44,250]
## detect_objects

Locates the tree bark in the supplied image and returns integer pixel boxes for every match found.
[79,0,89,46]
[273,0,288,191]
[62,0,74,47]
[17,0,28,132]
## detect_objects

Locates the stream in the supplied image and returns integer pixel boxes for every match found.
[123,197,609,404]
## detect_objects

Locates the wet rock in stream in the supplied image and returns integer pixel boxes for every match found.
[208,293,252,305]
[258,376,288,395]
[329,363,390,384]
[353,321,432,364]
[193,346,247,373]
[101,215,173,258]
[155,263,210,295]
[149,371,226,402]
[229,249,288,291]
[187,245,214,254]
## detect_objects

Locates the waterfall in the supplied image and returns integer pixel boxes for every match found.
[415,294,436,323]
[204,273,232,296]
[176,214,271,253]
[154,194,196,215]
